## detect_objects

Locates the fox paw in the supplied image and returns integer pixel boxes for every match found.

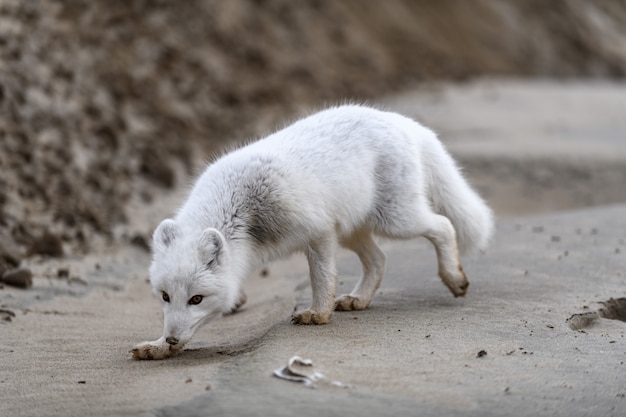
[450,280,469,297]
[441,277,469,297]
[440,267,469,298]
[291,309,331,325]
[334,295,370,311]
[131,339,178,360]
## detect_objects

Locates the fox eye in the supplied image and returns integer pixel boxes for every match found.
[162,292,170,303]
[188,295,203,305]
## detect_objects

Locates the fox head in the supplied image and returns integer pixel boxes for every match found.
[148,219,240,348]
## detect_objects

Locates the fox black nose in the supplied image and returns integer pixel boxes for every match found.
[165,337,179,346]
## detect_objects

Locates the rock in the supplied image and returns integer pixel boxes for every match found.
[130,234,151,252]
[140,148,175,188]
[0,308,16,322]
[0,258,9,278]
[1,267,33,289]
[0,238,23,267]
[29,231,64,257]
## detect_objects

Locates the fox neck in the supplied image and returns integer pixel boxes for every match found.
[226,238,257,284]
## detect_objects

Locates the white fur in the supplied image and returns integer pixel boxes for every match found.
[132,105,494,360]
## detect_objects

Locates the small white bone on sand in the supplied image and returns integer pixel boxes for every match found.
[272,356,326,387]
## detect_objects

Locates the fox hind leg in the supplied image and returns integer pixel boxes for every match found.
[377,202,468,298]
[415,212,468,297]
[335,230,387,311]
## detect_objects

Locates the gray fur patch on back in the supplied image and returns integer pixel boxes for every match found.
[371,153,413,231]
[239,161,293,246]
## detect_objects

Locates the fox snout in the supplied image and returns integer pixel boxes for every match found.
[162,311,208,348]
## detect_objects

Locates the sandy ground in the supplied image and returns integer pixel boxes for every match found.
[382,79,626,215]
[1,80,625,416]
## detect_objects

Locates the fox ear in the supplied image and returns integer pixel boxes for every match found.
[199,228,226,269]
[153,219,179,252]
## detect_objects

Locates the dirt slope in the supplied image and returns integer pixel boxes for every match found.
[1,0,625,260]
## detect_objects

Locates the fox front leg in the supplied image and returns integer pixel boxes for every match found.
[292,234,338,325]
[131,336,184,360]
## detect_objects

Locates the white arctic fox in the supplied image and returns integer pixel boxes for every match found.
[132,105,493,360]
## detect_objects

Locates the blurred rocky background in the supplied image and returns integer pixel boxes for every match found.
[1,0,625,266]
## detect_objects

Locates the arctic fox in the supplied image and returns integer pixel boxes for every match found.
[132,105,493,360]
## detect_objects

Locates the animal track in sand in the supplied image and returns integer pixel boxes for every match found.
[567,297,626,331]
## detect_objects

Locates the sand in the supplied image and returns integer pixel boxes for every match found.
[1,80,625,416]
